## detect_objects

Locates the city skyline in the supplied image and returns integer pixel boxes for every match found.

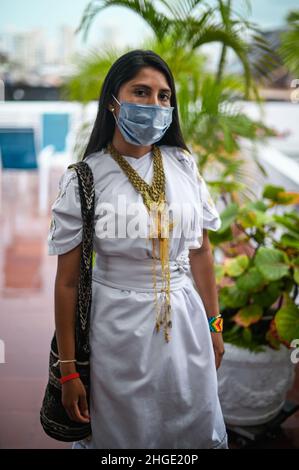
[1,0,298,88]
[1,0,299,54]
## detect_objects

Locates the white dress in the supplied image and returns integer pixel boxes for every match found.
[48,144,228,449]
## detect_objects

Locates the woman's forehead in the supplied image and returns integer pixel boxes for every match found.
[125,67,170,89]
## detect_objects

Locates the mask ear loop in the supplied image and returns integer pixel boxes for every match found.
[112,94,121,106]
[110,94,120,124]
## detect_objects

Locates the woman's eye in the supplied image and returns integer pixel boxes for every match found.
[134,90,170,101]
[135,90,147,96]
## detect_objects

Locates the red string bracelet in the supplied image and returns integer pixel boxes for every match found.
[59,372,80,385]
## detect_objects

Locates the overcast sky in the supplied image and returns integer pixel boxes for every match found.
[1,0,298,52]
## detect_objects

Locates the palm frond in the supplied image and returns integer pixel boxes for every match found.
[279,9,299,76]
[76,0,170,42]
[158,0,206,21]
[188,26,252,96]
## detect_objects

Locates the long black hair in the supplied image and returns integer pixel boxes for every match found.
[82,49,190,159]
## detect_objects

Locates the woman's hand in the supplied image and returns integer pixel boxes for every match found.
[61,378,90,423]
[211,332,225,370]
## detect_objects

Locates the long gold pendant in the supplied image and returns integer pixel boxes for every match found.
[148,196,173,343]
[107,142,174,343]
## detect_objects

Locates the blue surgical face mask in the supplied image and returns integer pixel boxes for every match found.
[111,94,174,146]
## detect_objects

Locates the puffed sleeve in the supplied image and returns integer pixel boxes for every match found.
[47,167,83,255]
[185,151,222,249]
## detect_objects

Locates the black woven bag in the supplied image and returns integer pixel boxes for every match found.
[40,160,95,442]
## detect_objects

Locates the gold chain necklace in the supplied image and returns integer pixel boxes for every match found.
[106,141,174,343]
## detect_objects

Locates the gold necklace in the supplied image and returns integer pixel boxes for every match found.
[106,141,174,343]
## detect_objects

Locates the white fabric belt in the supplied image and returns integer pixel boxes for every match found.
[92,254,190,292]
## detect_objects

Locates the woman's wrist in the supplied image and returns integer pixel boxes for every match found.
[60,372,80,385]
[208,313,223,333]
[59,362,78,375]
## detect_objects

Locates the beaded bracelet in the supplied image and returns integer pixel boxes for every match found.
[208,314,223,333]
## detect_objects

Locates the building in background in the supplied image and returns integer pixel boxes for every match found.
[0,25,77,99]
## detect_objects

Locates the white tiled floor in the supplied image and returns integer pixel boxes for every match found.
[0,169,69,449]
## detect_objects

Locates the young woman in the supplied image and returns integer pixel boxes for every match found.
[48,49,228,449]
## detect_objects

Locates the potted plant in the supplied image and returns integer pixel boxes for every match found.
[209,184,299,425]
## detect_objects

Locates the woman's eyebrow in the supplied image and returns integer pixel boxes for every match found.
[131,83,171,93]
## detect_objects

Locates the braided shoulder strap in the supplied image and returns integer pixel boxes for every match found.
[67,160,95,362]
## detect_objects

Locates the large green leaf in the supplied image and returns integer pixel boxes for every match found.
[255,247,290,281]
[208,226,233,245]
[233,304,263,327]
[245,200,268,212]
[238,208,273,228]
[236,267,266,292]
[220,285,249,308]
[263,185,299,205]
[263,184,285,200]
[252,281,282,307]
[225,255,249,277]
[275,297,299,344]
